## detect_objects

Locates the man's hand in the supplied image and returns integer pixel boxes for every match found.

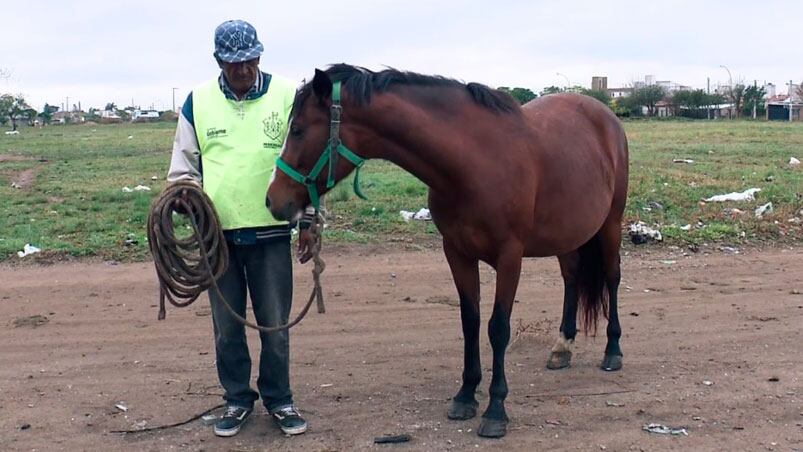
[296,229,314,263]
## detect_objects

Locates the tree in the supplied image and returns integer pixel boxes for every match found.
[38,103,57,125]
[743,85,766,119]
[0,95,10,126]
[630,85,666,117]
[796,82,803,102]
[540,86,563,96]
[497,86,537,105]
[671,89,715,119]
[729,83,746,119]
[580,88,611,106]
[104,102,117,111]
[0,94,30,130]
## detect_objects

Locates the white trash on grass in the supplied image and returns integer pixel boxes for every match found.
[790,157,800,166]
[4,130,20,135]
[754,202,773,218]
[673,158,694,164]
[122,185,151,193]
[628,222,662,244]
[704,188,760,202]
[400,208,431,221]
[17,244,41,258]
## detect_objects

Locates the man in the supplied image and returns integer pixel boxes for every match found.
[167,19,312,438]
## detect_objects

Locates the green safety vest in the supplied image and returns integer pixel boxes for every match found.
[192,76,296,230]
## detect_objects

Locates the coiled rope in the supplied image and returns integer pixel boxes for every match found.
[147,180,325,333]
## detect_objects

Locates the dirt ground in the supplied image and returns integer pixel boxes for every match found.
[1,244,802,451]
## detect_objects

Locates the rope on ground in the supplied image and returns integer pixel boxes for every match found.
[110,403,226,434]
[147,180,325,333]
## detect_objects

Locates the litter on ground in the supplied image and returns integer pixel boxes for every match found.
[754,202,773,218]
[4,130,20,135]
[17,244,41,258]
[123,185,151,192]
[790,157,800,166]
[400,208,431,221]
[628,222,662,244]
[673,159,694,164]
[704,188,760,202]
[643,423,689,436]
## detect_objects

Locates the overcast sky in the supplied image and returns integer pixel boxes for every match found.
[3,0,802,111]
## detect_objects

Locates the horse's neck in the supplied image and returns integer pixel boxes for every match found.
[351,95,472,194]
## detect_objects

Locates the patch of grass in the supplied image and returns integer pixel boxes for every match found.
[1,120,801,261]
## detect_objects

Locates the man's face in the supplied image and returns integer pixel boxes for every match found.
[218,57,260,94]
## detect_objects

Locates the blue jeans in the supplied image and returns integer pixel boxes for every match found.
[209,238,293,411]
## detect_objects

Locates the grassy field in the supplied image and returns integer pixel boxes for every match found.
[0,120,801,262]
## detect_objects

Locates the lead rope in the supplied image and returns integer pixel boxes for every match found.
[148,181,325,333]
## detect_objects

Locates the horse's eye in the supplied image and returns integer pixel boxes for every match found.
[290,126,303,138]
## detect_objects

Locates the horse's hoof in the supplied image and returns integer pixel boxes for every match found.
[600,354,623,371]
[477,417,507,438]
[546,351,572,370]
[447,399,478,420]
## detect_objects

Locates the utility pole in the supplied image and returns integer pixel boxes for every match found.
[707,77,711,120]
[720,65,733,118]
[172,87,178,112]
[752,80,757,120]
[66,97,70,112]
[790,80,794,122]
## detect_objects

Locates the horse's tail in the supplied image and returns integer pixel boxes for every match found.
[576,234,609,335]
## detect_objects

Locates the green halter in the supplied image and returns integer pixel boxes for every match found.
[275,81,367,212]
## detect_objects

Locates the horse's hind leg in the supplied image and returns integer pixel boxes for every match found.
[547,252,580,369]
[443,240,482,421]
[599,215,624,371]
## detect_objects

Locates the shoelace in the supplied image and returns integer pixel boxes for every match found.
[224,407,245,418]
[274,407,300,419]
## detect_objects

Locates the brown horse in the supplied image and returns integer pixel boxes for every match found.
[267,65,629,438]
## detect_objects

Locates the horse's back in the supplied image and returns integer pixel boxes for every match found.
[519,93,628,256]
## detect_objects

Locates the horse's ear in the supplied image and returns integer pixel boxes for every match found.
[312,69,333,101]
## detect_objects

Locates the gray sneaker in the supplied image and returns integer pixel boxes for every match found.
[271,405,307,435]
[214,405,251,437]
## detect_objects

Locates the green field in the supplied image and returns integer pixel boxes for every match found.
[0,120,801,262]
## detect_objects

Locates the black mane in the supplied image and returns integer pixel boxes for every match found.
[292,64,520,116]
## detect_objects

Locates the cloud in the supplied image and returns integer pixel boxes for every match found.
[3,0,802,109]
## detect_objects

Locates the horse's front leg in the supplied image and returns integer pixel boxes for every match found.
[478,246,523,438]
[443,240,481,420]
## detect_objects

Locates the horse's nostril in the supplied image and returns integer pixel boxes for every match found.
[265,196,271,210]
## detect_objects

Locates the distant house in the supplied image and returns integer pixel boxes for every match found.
[766,95,802,121]
[132,109,160,122]
[608,87,633,99]
[655,100,673,117]
[98,110,122,124]
[51,111,86,125]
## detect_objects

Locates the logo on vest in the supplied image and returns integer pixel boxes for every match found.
[263,112,283,142]
[206,127,228,139]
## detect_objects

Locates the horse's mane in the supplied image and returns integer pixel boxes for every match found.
[292,64,520,116]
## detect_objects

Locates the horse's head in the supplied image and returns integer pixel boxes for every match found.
[267,68,364,222]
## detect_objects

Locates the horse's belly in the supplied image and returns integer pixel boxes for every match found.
[524,189,613,257]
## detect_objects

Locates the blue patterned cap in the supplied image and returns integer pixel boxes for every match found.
[214,20,263,63]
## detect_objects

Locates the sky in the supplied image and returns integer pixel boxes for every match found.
[2,0,802,111]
